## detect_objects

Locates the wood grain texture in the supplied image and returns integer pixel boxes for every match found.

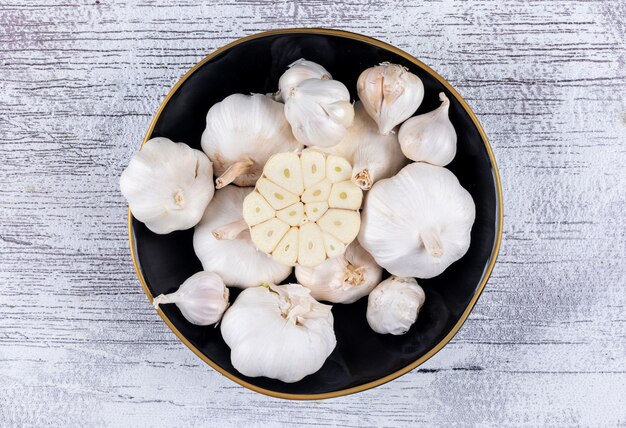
[1,0,625,426]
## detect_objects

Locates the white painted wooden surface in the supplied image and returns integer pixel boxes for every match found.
[1,1,625,426]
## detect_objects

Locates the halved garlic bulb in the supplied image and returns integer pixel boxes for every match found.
[358,162,475,278]
[193,186,292,288]
[398,92,457,166]
[120,137,214,234]
[277,58,332,102]
[243,150,363,267]
[201,94,302,188]
[357,62,424,135]
[284,79,354,147]
[367,276,426,335]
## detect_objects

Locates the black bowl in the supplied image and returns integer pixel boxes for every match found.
[128,29,503,399]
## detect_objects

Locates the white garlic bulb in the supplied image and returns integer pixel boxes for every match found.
[357,62,424,135]
[284,78,354,147]
[358,162,475,278]
[201,94,302,188]
[193,186,292,288]
[398,92,457,166]
[367,276,426,335]
[318,101,409,190]
[152,271,229,326]
[277,58,332,102]
[221,283,336,383]
[120,137,214,234]
[295,242,382,304]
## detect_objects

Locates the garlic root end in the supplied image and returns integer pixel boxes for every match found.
[353,169,372,190]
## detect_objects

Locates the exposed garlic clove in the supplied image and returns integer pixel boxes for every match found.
[358,162,476,279]
[297,222,326,267]
[366,276,426,335]
[272,227,299,266]
[357,63,424,135]
[241,191,275,226]
[304,201,328,222]
[262,152,304,195]
[325,155,353,183]
[300,179,332,203]
[301,149,326,187]
[276,202,305,226]
[328,180,363,210]
[398,92,457,166]
[322,232,346,259]
[250,218,290,253]
[201,94,302,188]
[152,271,229,326]
[220,283,336,383]
[284,79,354,147]
[194,186,292,288]
[277,58,332,102]
[255,177,300,210]
[317,209,360,244]
[120,137,215,234]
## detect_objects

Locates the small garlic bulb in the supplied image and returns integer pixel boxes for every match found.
[201,94,302,188]
[367,276,426,335]
[295,241,383,304]
[193,186,292,288]
[221,283,336,383]
[277,58,332,102]
[317,101,409,190]
[120,137,214,234]
[358,162,476,279]
[357,62,424,135]
[152,271,229,326]
[284,78,355,147]
[398,92,457,166]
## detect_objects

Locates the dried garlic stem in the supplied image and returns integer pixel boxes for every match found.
[212,218,249,240]
[215,158,255,189]
[353,168,372,190]
[420,228,444,258]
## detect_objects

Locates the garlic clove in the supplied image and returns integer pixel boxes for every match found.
[300,179,332,203]
[276,202,305,226]
[272,227,299,266]
[321,100,355,128]
[304,201,328,222]
[325,155,352,183]
[366,276,426,335]
[277,58,332,102]
[250,218,290,253]
[298,222,326,267]
[242,191,275,226]
[255,177,299,210]
[301,149,326,187]
[317,209,360,244]
[357,63,424,135]
[328,180,363,210]
[262,152,304,195]
[398,92,457,166]
[322,232,346,259]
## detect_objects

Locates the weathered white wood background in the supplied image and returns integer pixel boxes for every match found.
[1,0,625,426]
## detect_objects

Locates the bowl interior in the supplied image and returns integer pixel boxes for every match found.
[131,31,499,397]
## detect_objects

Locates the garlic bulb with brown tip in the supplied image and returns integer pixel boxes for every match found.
[357,62,424,135]
[398,92,457,166]
[277,58,332,102]
[367,276,426,335]
[358,162,475,279]
[120,137,214,234]
[201,94,302,189]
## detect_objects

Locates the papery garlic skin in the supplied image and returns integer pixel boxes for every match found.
[284,79,354,147]
[277,59,332,102]
[357,63,424,135]
[367,276,425,335]
[120,137,214,234]
[317,102,409,190]
[295,242,382,304]
[194,186,292,288]
[152,271,229,326]
[201,94,302,188]
[358,162,475,279]
[398,92,457,166]
[221,283,336,383]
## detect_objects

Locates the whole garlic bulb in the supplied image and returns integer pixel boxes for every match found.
[358,162,476,278]
[357,62,424,135]
[398,92,457,166]
[120,137,214,234]
[284,78,354,147]
[193,186,292,288]
[318,101,409,190]
[367,276,426,335]
[221,283,336,383]
[201,94,302,188]
[277,58,332,102]
[152,271,229,326]
[295,242,382,304]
